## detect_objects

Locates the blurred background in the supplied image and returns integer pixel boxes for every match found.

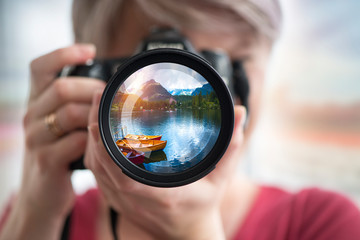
[0,0,359,210]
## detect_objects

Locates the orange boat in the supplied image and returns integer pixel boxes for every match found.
[116,139,167,152]
[124,134,162,141]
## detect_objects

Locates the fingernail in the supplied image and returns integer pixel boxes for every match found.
[77,44,96,57]
[234,106,247,132]
[88,124,99,142]
[240,107,247,128]
[93,90,103,106]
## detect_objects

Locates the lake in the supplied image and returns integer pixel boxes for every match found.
[110,109,221,173]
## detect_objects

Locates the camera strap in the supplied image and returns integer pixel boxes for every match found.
[110,208,119,240]
[60,213,71,240]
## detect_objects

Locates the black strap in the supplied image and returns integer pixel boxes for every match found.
[60,213,72,240]
[60,208,119,240]
[110,208,119,240]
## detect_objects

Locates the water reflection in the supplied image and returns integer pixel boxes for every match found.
[111,109,221,173]
[144,151,168,163]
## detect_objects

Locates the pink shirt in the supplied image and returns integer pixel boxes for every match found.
[234,186,360,239]
[1,186,360,239]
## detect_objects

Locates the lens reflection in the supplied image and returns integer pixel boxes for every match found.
[110,63,221,173]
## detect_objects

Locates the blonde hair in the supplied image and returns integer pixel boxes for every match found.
[72,0,282,55]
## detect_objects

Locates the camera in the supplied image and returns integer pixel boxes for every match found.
[62,28,249,187]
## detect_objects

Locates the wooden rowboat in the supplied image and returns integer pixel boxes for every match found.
[124,134,162,141]
[120,148,145,165]
[116,139,167,152]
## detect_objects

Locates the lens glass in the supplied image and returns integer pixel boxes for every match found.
[110,63,221,173]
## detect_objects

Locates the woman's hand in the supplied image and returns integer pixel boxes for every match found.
[85,92,247,240]
[0,45,105,240]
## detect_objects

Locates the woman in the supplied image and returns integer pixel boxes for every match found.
[1,0,360,239]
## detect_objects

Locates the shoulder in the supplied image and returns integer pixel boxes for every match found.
[234,186,360,240]
[291,187,360,239]
[294,188,360,224]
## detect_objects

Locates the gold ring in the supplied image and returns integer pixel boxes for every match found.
[44,113,64,137]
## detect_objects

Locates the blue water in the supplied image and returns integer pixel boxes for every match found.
[110,109,221,173]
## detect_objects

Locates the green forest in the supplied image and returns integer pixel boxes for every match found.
[111,92,220,112]
[176,92,220,110]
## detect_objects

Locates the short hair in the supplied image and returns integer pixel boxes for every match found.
[72,0,282,55]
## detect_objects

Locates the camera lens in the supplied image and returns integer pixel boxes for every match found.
[99,49,234,187]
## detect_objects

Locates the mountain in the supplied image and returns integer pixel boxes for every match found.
[140,79,175,102]
[169,89,194,96]
[191,83,214,96]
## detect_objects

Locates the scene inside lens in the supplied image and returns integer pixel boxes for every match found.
[110,63,221,173]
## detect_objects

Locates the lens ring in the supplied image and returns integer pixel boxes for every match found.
[99,48,234,187]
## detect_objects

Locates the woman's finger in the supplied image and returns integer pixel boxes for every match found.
[29,44,96,100]
[206,105,246,184]
[90,159,125,213]
[36,131,88,171]
[28,77,105,120]
[25,103,91,148]
[88,90,103,125]
[56,103,90,133]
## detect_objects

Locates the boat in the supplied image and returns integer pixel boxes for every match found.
[116,139,167,152]
[124,134,162,141]
[120,148,145,165]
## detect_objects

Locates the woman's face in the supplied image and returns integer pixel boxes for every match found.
[104,4,272,141]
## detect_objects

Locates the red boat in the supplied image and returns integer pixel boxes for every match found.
[120,149,145,165]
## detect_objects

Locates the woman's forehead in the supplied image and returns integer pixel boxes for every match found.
[183,29,257,59]
[108,26,257,59]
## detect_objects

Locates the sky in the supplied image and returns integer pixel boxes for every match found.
[123,63,208,93]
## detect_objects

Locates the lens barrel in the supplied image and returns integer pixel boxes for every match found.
[99,48,234,187]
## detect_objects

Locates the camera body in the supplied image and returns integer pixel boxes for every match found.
[62,28,249,171]
[62,28,249,109]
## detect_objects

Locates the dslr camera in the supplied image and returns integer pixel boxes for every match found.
[63,28,249,187]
